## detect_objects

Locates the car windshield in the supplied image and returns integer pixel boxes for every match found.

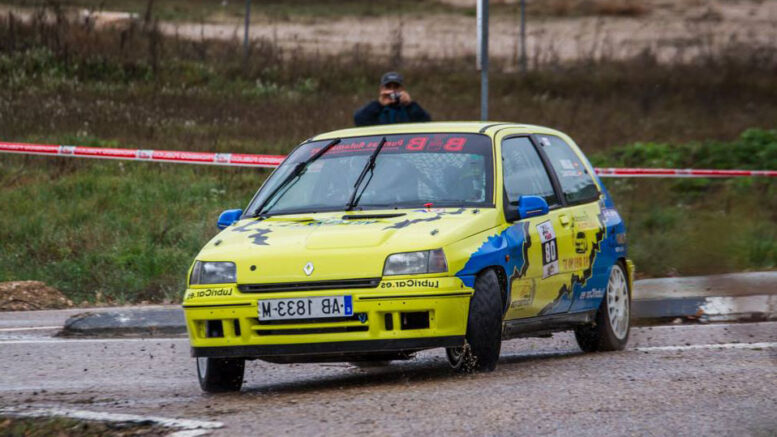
[247,133,494,216]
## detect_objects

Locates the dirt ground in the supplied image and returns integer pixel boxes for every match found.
[0,281,74,311]
[3,1,777,65]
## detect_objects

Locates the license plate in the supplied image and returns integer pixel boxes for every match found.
[258,296,353,321]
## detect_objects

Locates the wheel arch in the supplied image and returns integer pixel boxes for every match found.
[617,257,635,298]
[474,265,509,314]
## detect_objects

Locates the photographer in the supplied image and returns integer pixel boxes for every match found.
[354,72,431,127]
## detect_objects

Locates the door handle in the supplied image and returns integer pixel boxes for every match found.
[559,214,572,227]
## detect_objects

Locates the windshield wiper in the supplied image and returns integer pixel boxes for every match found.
[346,137,387,211]
[253,138,341,217]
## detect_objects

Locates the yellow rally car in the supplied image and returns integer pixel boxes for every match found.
[183,122,633,392]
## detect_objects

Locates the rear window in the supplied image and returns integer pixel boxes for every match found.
[536,135,599,204]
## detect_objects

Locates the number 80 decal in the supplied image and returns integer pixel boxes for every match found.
[537,220,559,278]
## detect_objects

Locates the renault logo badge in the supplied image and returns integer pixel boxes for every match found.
[303,262,314,276]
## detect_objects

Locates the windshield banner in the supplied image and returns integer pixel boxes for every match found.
[308,134,488,158]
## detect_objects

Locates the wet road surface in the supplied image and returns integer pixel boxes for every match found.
[1,315,775,436]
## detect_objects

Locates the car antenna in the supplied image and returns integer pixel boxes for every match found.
[346,137,387,211]
[253,138,341,217]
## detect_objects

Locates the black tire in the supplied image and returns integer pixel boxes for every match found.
[447,269,503,373]
[196,357,245,393]
[575,263,630,352]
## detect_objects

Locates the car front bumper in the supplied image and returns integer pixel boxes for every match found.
[183,277,472,360]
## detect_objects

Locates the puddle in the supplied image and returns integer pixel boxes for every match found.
[699,295,777,322]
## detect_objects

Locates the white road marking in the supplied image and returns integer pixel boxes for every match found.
[638,320,777,331]
[0,406,223,433]
[634,342,777,352]
[168,431,213,437]
[0,326,60,332]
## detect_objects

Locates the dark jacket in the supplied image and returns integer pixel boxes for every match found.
[353,101,431,127]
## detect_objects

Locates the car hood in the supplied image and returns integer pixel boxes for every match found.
[196,207,500,283]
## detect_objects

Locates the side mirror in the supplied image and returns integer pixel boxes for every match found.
[517,195,548,219]
[217,209,243,230]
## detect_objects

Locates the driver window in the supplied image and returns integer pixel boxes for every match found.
[501,137,560,207]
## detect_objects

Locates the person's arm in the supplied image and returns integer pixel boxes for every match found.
[405,101,431,122]
[354,101,383,127]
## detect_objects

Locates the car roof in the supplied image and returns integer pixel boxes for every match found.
[310,122,567,141]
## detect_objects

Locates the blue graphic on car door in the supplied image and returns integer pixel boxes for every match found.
[455,222,532,312]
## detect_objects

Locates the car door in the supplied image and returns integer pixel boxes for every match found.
[532,133,608,313]
[499,135,576,320]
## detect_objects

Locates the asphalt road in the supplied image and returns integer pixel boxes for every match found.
[1,313,776,436]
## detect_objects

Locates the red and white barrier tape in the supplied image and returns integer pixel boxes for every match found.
[2,141,776,178]
[595,167,777,178]
[0,142,285,168]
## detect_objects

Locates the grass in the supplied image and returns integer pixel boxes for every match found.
[527,0,650,18]
[591,129,777,277]
[0,150,269,304]
[1,11,777,303]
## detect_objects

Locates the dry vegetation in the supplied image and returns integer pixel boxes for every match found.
[1,7,776,302]
[538,0,650,17]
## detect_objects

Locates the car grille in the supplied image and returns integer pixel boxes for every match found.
[238,278,381,293]
[256,314,366,325]
[250,313,370,336]
[256,326,369,336]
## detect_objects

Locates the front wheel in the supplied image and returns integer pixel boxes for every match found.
[196,357,245,392]
[447,269,503,373]
[575,262,630,352]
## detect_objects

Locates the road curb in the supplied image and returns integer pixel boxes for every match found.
[58,273,777,337]
[58,296,777,337]
[59,308,186,337]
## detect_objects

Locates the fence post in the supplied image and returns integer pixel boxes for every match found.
[243,0,251,70]
[477,0,489,121]
[520,0,527,74]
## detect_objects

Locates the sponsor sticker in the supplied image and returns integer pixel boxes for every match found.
[560,159,575,170]
[59,145,76,155]
[214,153,232,164]
[537,220,559,278]
[509,280,535,308]
[560,170,583,178]
[562,255,590,271]
[186,288,233,299]
[380,279,440,289]
[574,231,589,254]
[580,288,605,299]
[573,212,598,230]
[603,209,621,222]
[136,149,154,160]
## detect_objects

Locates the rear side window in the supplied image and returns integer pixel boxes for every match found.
[501,137,560,207]
[536,135,599,204]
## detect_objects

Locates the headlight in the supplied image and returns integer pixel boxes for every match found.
[190,261,236,285]
[383,249,448,276]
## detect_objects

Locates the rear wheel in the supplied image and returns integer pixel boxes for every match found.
[446,269,503,372]
[196,357,245,392]
[575,263,630,352]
